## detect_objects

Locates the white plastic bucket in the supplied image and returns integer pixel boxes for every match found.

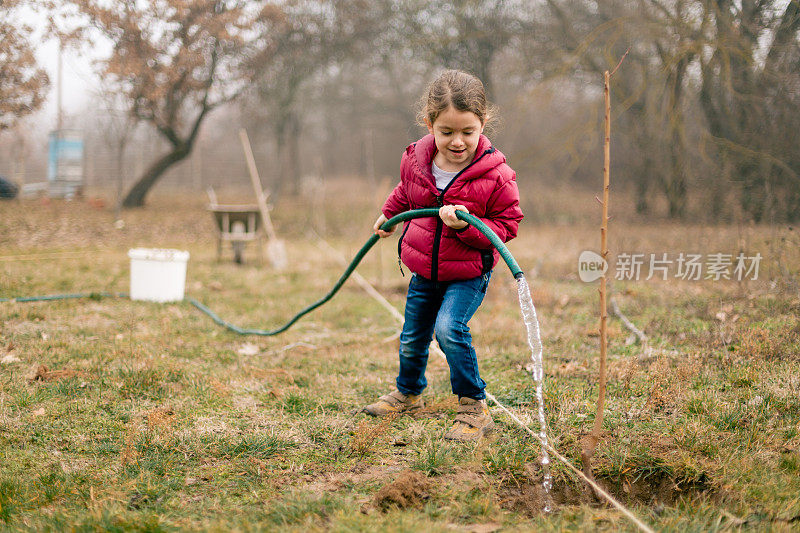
[128,248,190,302]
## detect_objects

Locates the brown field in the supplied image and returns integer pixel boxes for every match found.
[1,181,799,531]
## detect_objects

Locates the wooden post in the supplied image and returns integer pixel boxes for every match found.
[596,69,611,442]
[239,129,278,242]
[581,68,613,486]
[239,128,287,269]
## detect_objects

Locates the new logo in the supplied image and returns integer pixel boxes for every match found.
[578,250,608,282]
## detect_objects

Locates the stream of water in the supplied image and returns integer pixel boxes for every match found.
[516,275,553,512]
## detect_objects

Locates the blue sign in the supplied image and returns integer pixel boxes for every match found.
[47,130,84,197]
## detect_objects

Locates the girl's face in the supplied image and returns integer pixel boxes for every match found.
[426,106,484,172]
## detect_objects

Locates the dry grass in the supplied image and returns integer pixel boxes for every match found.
[0,183,799,531]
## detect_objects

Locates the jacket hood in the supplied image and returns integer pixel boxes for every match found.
[409,134,507,186]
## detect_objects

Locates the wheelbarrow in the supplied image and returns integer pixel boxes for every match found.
[206,187,265,264]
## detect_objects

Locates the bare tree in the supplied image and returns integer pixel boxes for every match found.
[56,0,269,207]
[699,0,800,222]
[91,89,139,219]
[537,0,800,221]
[399,0,532,99]
[0,0,50,131]
[245,0,384,195]
[539,0,702,218]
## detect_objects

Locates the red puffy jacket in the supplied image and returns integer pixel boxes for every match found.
[382,134,523,281]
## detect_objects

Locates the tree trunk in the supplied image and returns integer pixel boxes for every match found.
[114,137,126,219]
[664,54,690,219]
[665,174,687,218]
[665,133,687,218]
[121,143,191,207]
[276,110,301,197]
[740,161,765,222]
[275,130,287,198]
[635,166,649,215]
[710,156,731,222]
[287,114,301,195]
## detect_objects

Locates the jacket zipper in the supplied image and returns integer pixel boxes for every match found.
[430,148,494,281]
[397,223,411,276]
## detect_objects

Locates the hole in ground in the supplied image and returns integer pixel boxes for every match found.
[499,470,712,517]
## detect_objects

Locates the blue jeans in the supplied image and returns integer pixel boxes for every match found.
[395,272,491,400]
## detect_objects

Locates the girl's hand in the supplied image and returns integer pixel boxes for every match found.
[373,213,397,238]
[439,204,469,230]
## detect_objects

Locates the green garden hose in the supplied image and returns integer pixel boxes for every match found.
[1,209,523,336]
[187,208,523,335]
[0,292,127,303]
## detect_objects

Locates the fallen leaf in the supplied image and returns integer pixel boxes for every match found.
[33,408,45,417]
[1,354,21,364]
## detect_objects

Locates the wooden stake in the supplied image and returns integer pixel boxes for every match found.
[581,69,612,488]
[239,129,287,269]
[240,129,277,241]
[239,128,288,270]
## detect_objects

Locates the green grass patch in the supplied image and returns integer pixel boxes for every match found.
[1,198,799,529]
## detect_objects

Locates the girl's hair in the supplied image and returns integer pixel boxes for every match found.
[417,69,497,131]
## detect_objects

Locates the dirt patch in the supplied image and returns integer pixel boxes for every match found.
[28,364,84,382]
[371,470,432,511]
[499,470,712,516]
[303,464,404,495]
[145,407,176,429]
[499,479,589,516]
[600,471,712,507]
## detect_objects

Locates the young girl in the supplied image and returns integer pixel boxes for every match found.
[364,70,523,441]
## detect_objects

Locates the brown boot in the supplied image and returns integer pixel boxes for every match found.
[444,397,495,441]
[362,390,424,417]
